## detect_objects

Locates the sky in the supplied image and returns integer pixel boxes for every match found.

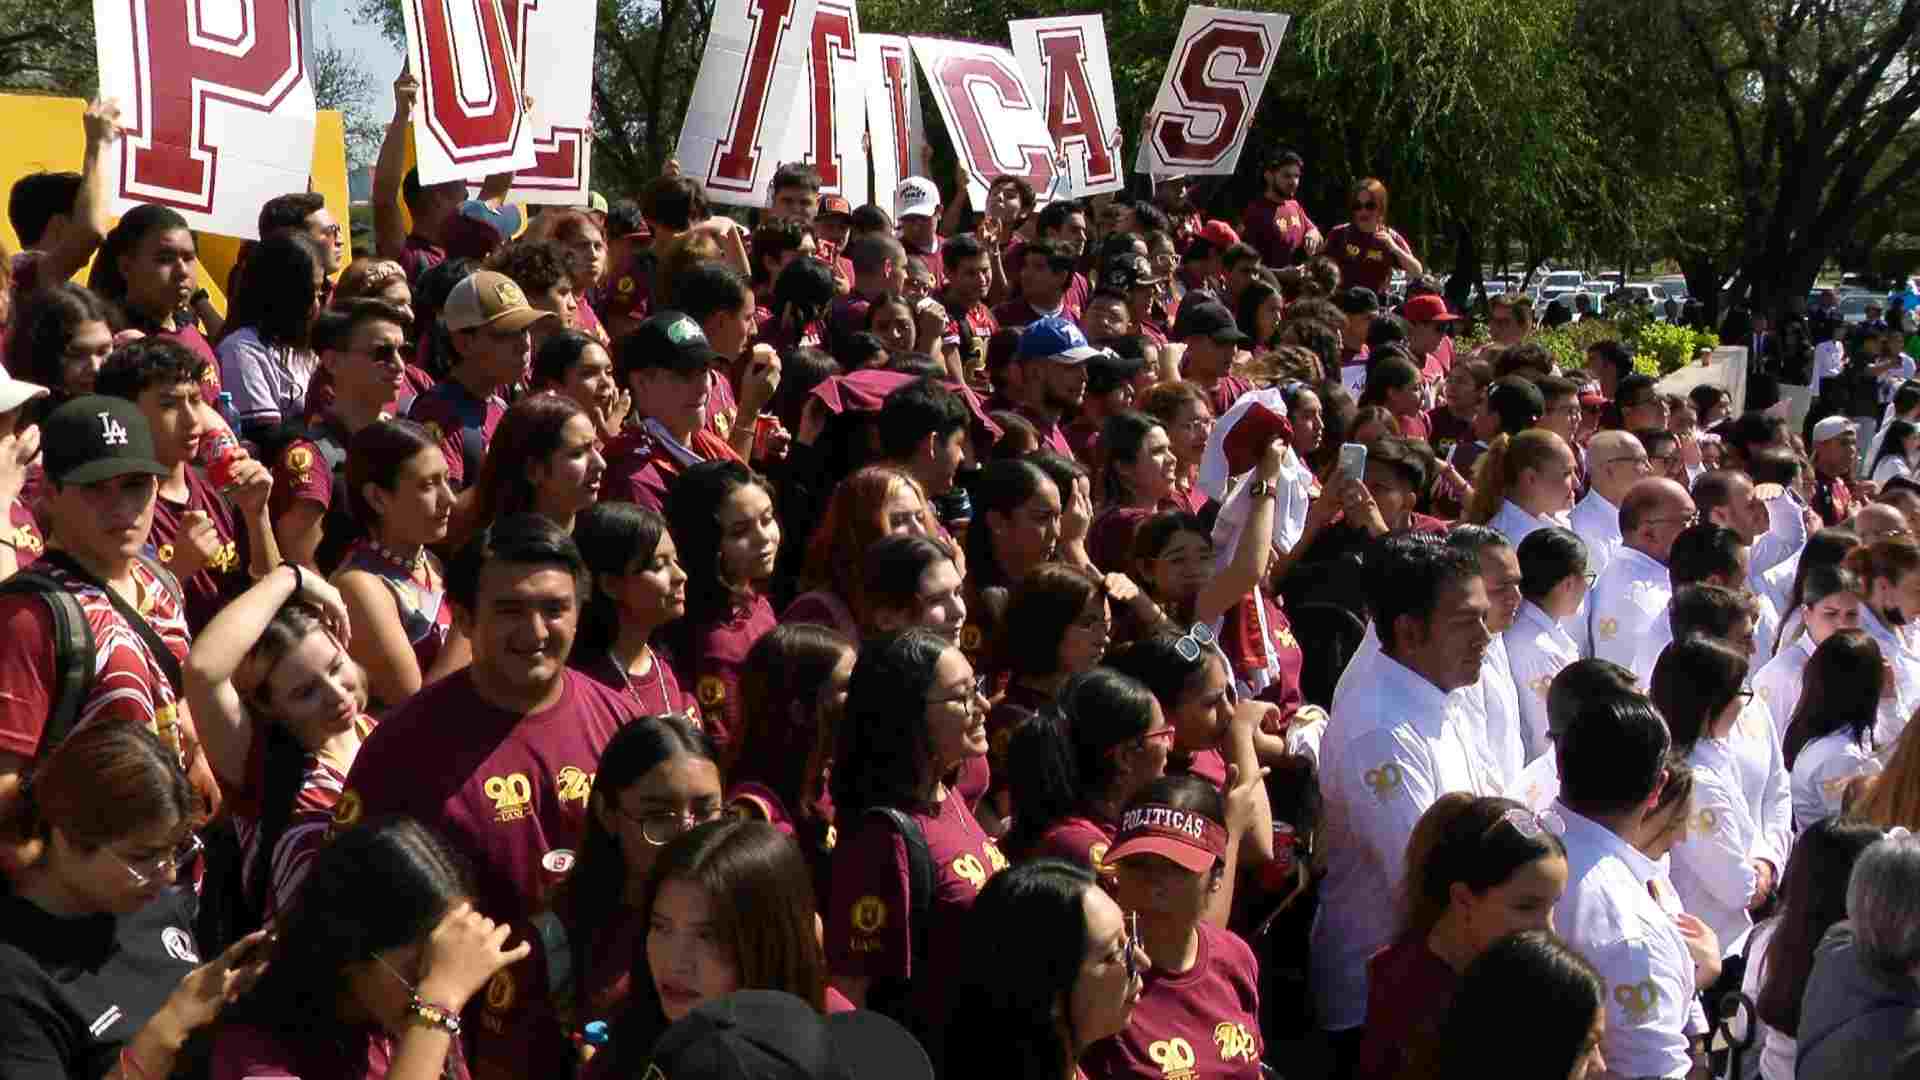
[314,3,402,126]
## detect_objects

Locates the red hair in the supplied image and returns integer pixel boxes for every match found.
[1350,177,1389,218]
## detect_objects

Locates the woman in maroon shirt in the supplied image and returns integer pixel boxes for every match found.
[486,716,724,1078]
[1084,776,1265,1080]
[570,502,697,724]
[1356,794,1570,1080]
[210,818,528,1080]
[1089,412,1178,572]
[859,534,970,643]
[1139,382,1216,516]
[786,465,937,639]
[825,629,1005,1061]
[728,622,855,904]
[662,460,782,767]
[946,860,1144,1080]
[1004,669,1172,876]
[456,392,607,546]
[988,564,1118,789]
[962,459,1062,674]
[1324,178,1422,298]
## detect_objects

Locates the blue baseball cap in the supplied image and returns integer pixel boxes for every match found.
[1017,316,1103,364]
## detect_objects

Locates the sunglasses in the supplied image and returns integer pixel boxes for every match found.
[1173,622,1217,662]
[1354,201,1378,211]
[1499,807,1566,841]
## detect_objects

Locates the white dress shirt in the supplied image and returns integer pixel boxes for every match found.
[1515,750,1561,811]
[1310,653,1502,1031]
[1568,488,1624,579]
[1629,591,1782,686]
[1554,804,1702,1079]
[1753,633,1814,735]
[1670,738,1766,954]
[1589,545,1672,669]
[1748,487,1810,581]
[1758,553,1800,630]
[1461,636,1526,789]
[1858,605,1920,748]
[1488,498,1569,547]
[1505,600,1579,764]
[1791,729,1880,827]
[1810,340,1845,396]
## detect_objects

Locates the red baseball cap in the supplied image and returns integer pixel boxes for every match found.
[1403,295,1460,323]
[819,194,853,220]
[1106,803,1229,873]
[1198,219,1240,250]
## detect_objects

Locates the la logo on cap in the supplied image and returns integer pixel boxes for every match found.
[96,411,129,447]
[667,318,705,345]
[494,279,528,308]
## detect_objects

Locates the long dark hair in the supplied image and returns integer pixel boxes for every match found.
[945,860,1099,1080]
[241,602,363,922]
[345,419,440,531]
[965,458,1056,591]
[662,460,776,662]
[462,391,589,538]
[1754,816,1885,1035]
[6,282,114,403]
[1097,410,1163,506]
[1783,629,1883,769]
[1648,635,1748,756]
[729,623,854,816]
[996,562,1105,680]
[225,818,470,1078]
[1789,528,1861,614]
[1872,419,1920,479]
[572,501,671,657]
[831,629,952,814]
[1004,669,1158,860]
[1398,794,1567,938]
[1434,931,1603,1080]
[557,715,716,998]
[224,232,325,347]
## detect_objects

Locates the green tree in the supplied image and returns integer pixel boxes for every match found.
[0,4,94,96]
[311,36,384,170]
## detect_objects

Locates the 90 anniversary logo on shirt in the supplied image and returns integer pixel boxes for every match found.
[485,772,535,822]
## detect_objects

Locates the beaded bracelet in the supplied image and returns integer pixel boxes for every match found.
[406,994,462,1036]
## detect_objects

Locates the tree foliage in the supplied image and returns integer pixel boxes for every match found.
[0,3,95,96]
[311,36,384,170]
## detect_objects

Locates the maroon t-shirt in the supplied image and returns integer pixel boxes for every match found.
[150,467,251,634]
[1033,814,1115,884]
[1241,196,1317,268]
[1356,936,1458,1080]
[399,232,448,289]
[210,1021,474,1080]
[673,593,777,763]
[1427,408,1475,463]
[407,379,507,491]
[825,789,1008,1035]
[338,668,636,925]
[569,646,699,726]
[1082,921,1264,1080]
[1326,224,1409,297]
[1197,374,1254,420]
[904,238,946,288]
[6,498,44,570]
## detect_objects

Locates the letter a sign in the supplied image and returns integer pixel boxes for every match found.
[1135,6,1289,177]
[94,0,318,239]
[679,0,822,208]
[1009,16,1123,198]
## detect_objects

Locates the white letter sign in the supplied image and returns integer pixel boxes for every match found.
[501,0,595,204]
[1135,5,1289,176]
[861,32,925,206]
[784,1,868,206]
[94,0,317,238]
[679,0,821,208]
[1009,15,1122,197]
[909,36,1055,212]
[402,0,536,184]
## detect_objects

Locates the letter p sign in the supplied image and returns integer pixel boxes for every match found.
[97,0,318,238]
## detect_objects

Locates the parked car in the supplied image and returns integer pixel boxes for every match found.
[1542,270,1584,292]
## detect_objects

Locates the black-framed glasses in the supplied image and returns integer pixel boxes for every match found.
[1582,570,1599,587]
[115,832,203,888]
[1124,909,1140,983]
[610,804,728,846]
[1173,622,1217,662]
[927,675,990,710]
[1734,688,1756,708]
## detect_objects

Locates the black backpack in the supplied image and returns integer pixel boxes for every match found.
[858,807,934,1039]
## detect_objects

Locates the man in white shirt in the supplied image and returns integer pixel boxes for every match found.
[1572,430,1651,580]
[1486,430,1578,545]
[1555,693,1718,1079]
[1451,525,1527,787]
[1630,525,1776,680]
[1311,535,1502,1070]
[1590,478,1696,667]
[1692,467,1808,596]
[1811,322,1847,398]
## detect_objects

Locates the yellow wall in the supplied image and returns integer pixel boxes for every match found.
[0,94,351,315]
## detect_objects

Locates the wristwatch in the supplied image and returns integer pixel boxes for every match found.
[1247,479,1277,500]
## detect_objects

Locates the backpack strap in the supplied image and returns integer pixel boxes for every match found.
[0,570,95,759]
[530,910,574,1017]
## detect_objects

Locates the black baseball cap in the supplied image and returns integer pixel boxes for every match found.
[1171,298,1250,345]
[618,310,725,377]
[647,990,933,1080]
[1337,286,1380,316]
[1087,349,1147,394]
[42,395,169,486]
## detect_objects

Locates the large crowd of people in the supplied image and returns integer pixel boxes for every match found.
[5,94,1920,1080]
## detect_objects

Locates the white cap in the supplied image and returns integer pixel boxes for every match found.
[1812,415,1856,443]
[0,366,49,415]
[895,177,940,219]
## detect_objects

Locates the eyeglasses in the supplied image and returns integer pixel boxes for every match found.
[927,674,990,710]
[1172,622,1217,662]
[1734,688,1756,707]
[1072,612,1113,637]
[317,223,343,238]
[1582,570,1598,587]
[1499,807,1566,841]
[610,803,729,846]
[1354,201,1378,212]
[1124,909,1140,983]
[115,832,203,888]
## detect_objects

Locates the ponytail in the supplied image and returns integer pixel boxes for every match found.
[1465,433,1512,525]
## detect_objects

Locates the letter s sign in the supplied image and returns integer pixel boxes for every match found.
[1137,7,1289,177]
[117,0,307,213]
